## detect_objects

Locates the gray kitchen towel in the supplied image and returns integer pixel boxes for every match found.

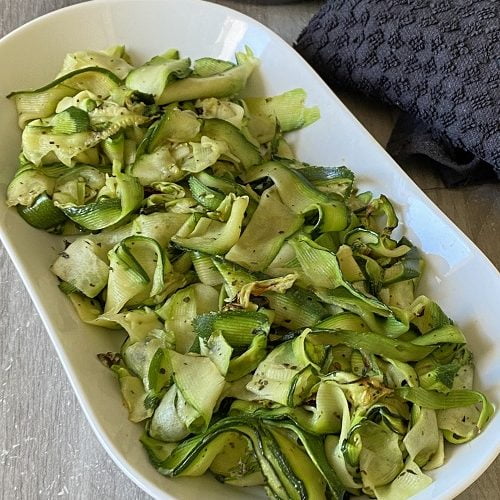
[295,0,500,185]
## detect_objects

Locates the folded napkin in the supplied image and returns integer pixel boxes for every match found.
[295,0,500,185]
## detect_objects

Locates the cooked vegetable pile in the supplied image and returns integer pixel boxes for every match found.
[6,46,493,500]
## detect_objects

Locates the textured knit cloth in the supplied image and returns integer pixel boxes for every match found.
[295,0,500,185]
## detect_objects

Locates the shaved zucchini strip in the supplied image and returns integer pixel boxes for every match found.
[168,350,226,431]
[242,162,322,211]
[122,329,172,397]
[226,333,268,381]
[17,192,67,229]
[192,310,270,351]
[411,324,466,346]
[403,406,440,467]
[202,118,262,170]
[291,236,391,317]
[263,425,326,499]
[157,48,258,105]
[171,195,248,254]
[193,57,234,77]
[209,431,265,486]
[298,165,355,198]
[57,46,133,80]
[190,251,223,286]
[266,287,329,330]
[382,250,423,286]
[126,55,191,100]
[156,283,219,354]
[140,434,177,468]
[226,187,304,271]
[244,88,319,132]
[6,169,56,207]
[188,176,225,210]
[150,107,201,151]
[374,459,432,500]
[290,235,344,289]
[232,380,343,434]
[67,293,119,329]
[357,421,404,490]
[196,170,259,201]
[211,256,255,300]
[246,330,323,406]
[105,235,170,313]
[158,418,292,496]
[307,329,434,362]
[112,366,153,423]
[409,296,451,334]
[51,238,109,297]
[242,161,349,231]
[396,387,493,433]
[22,109,148,167]
[316,312,369,331]
[363,194,399,235]
[324,393,363,491]
[268,420,348,500]
[58,173,143,230]
[8,67,121,128]
[344,228,410,259]
[155,416,344,500]
[103,308,163,343]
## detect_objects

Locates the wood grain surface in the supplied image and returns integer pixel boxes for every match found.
[0,1,498,499]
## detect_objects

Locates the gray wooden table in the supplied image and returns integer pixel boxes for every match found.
[0,1,498,499]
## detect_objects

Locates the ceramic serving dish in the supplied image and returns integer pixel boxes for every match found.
[0,0,498,498]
